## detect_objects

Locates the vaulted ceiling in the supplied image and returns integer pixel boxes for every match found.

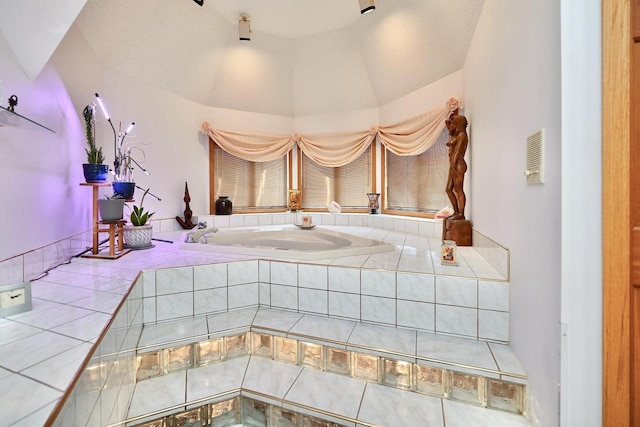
[35,0,485,117]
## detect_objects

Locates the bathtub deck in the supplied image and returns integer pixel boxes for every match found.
[0,223,511,426]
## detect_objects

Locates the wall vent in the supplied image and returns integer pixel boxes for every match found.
[525,129,544,184]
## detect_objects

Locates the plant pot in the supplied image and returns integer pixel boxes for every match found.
[123,224,153,248]
[113,182,136,200]
[98,199,125,222]
[83,163,109,183]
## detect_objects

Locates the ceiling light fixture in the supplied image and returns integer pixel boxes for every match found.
[193,0,203,6]
[359,0,375,14]
[239,14,251,41]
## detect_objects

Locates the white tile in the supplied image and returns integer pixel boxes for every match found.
[328,291,360,320]
[128,371,186,419]
[195,288,228,315]
[23,249,44,282]
[435,305,477,337]
[0,321,42,347]
[289,314,355,344]
[416,332,497,373]
[488,343,527,377]
[479,310,509,342]
[259,282,271,305]
[285,368,365,419]
[435,276,477,308]
[194,264,227,290]
[0,373,62,426]
[243,357,303,398]
[187,356,248,402]
[156,267,193,295]
[51,311,113,342]
[328,267,360,293]
[0,256,24,286]
[229,215,246,227]
[143,297,156,323]
[0,331,84,372]
[478,280,509,311]
[348,322,416,357]
[358,383,444,427]
[361,269,395,298]
[397,300,435,331]
[298,264,328,290]
[21,342,94,390]
[156,292,194,321]
[253,308,303,331]
[397,272,435,302]
[298,288,327,315]
[139,317,209,349]
[259,260,270,283]
[361,295,395,325]
[271,262,298,286]
[228,260,259,285]
[271,284,298,310]
[228,283,259,309]
[443,399,532,427]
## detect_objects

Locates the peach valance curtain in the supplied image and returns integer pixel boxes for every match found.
[201,97,462,167]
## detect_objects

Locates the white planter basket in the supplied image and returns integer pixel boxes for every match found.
[124,224,153,248]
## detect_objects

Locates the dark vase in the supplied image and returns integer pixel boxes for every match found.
[113,182,136,200]
[215,196,232,215]
[82,163,109,183]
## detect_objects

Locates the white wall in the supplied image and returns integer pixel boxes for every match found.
[0,32,90,262]
[463,1,561,426]
[559,1,602,425]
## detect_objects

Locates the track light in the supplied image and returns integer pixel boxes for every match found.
[239,15,251,41]
[359,0,375,14]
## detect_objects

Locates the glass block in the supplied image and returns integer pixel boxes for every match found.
[272,406,297,427]
[275,336,297,364]
[450,372,484,405]
[301,414,331,427]
[164,345,193,374]
[196,338,222,366]
[487,379,525,413]
[225,333,248,359]
[324,347,350,375]
[382,359,412,389]
[242,398,268,427]
[210,398,240,426]
[173,407,204,427]
[415,364,447,397]
[252,333,274,358]
[137,351,162,381]
[299,341,323,369]
[136,418,164,427]
[352,352,380,382]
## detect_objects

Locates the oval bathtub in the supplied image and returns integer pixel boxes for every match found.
[179,226,395,260]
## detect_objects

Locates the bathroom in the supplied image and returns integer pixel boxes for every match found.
[0,1,600,426]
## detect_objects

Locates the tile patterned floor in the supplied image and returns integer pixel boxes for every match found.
[0,224,516,426]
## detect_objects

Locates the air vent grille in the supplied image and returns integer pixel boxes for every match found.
[525,129,544,184]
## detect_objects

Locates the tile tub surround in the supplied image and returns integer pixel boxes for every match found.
[0,214,511,426]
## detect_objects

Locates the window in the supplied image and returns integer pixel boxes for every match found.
[209,142,288,212]
[301,145,373,211]
[384,129,449,215]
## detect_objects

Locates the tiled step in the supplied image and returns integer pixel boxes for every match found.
[129,307,530,426]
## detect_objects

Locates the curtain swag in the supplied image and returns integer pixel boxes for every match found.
[201,97,463,167]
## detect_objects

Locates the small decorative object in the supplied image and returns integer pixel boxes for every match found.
[98,194,125,222]
[113,181,135,200]
[441,240,458,266]
[124,187,155,249]
[288,189,301,212]
[301,215,312,227]
[435,206,454,220]
[366,192,380,214]
[215,195,232,215]
[327,201,341,213]
[82,104,109,183]
[7,94,18,112]
[176,181,197,229]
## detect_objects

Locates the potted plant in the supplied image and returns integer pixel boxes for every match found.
[98,194,125,222]
[82,104,109,183]
[123,187,155,248]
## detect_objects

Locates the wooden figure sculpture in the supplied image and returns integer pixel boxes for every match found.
[442,113,472,246]
[176,181,197,229]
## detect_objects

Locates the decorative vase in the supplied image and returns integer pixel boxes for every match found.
[215,196,232,215]
[98,199,125,222]
[367,193,380,214]
[113,182,136,200]
[83,163,109,183]
[123,224,153,248]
